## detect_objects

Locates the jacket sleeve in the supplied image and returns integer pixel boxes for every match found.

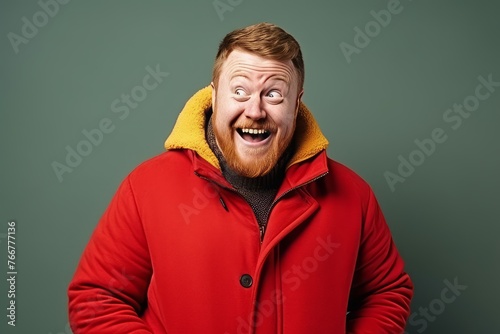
[68,175,153,334]
[346,188,413,334]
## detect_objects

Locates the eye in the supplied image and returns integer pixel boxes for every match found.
[266,90,283,103]
[267,90,282,98]
[235,88,246,96]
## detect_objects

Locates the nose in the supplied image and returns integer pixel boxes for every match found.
[243,96,266,120]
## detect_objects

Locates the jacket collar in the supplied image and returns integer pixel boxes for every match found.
[165,85,329,172]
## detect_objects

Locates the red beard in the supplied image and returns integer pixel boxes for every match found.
[212,113,293,178]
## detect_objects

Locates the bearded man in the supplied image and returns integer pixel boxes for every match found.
[68,22,413,334]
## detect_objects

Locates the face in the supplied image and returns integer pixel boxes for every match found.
[211,49,303,178]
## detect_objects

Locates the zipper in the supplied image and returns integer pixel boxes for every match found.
[194,171,263,244]
[259,225,265,242]
[258,171,329,243]
[195,170,329,244]
[264,171,329,228]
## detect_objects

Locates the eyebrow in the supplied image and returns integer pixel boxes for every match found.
[229,73,250,81]
[229,72,290,84]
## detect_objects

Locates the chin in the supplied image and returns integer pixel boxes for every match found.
[233,153,277,177]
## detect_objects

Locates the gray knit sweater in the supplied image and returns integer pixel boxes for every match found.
[205,116,294,229]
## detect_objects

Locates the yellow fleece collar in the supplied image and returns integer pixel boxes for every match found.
[164,85,329,170]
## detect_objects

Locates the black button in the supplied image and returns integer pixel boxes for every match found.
[240,274,253,288]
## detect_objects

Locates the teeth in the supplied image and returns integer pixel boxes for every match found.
[241,128,267,134]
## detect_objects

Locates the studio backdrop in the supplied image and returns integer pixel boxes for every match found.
[1,0,499,333]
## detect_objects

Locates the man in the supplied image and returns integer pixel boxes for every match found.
[68,22,413,333]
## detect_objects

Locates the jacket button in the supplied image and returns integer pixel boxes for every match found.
[240,274,253,288]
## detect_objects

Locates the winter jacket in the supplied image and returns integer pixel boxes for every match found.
[68,86,413,334]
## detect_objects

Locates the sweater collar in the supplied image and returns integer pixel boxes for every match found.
[164,85,329,171]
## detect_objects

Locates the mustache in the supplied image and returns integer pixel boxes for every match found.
[233,121,277,132]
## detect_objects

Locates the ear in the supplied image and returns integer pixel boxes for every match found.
[295,88,304,116]
[211,82,216,109]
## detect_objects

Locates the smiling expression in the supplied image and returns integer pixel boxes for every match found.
[211,49,303,177]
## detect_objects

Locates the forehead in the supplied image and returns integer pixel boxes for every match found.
[221,49,297,82]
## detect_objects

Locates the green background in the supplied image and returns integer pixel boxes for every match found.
[1,0,498,333]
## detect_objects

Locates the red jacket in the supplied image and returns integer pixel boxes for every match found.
[68,86,413,333]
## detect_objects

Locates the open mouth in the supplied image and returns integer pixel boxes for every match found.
[236,128,271,143]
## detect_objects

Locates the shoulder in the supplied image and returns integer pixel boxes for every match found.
[327,158,371,191]
[317,157,384,222]
[315,157,375,207]
[126,149,194,184]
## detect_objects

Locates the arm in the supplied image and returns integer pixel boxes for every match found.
[68,176,153,334]
[346,188,413,334]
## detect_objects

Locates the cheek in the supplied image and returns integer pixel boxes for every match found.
[278,121,295,139]
[214,107,231,127]
[272,109,296,135]
[214,114,231,135]
[216,98,244,125]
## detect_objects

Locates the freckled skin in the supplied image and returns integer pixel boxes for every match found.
[211,49,303,177]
